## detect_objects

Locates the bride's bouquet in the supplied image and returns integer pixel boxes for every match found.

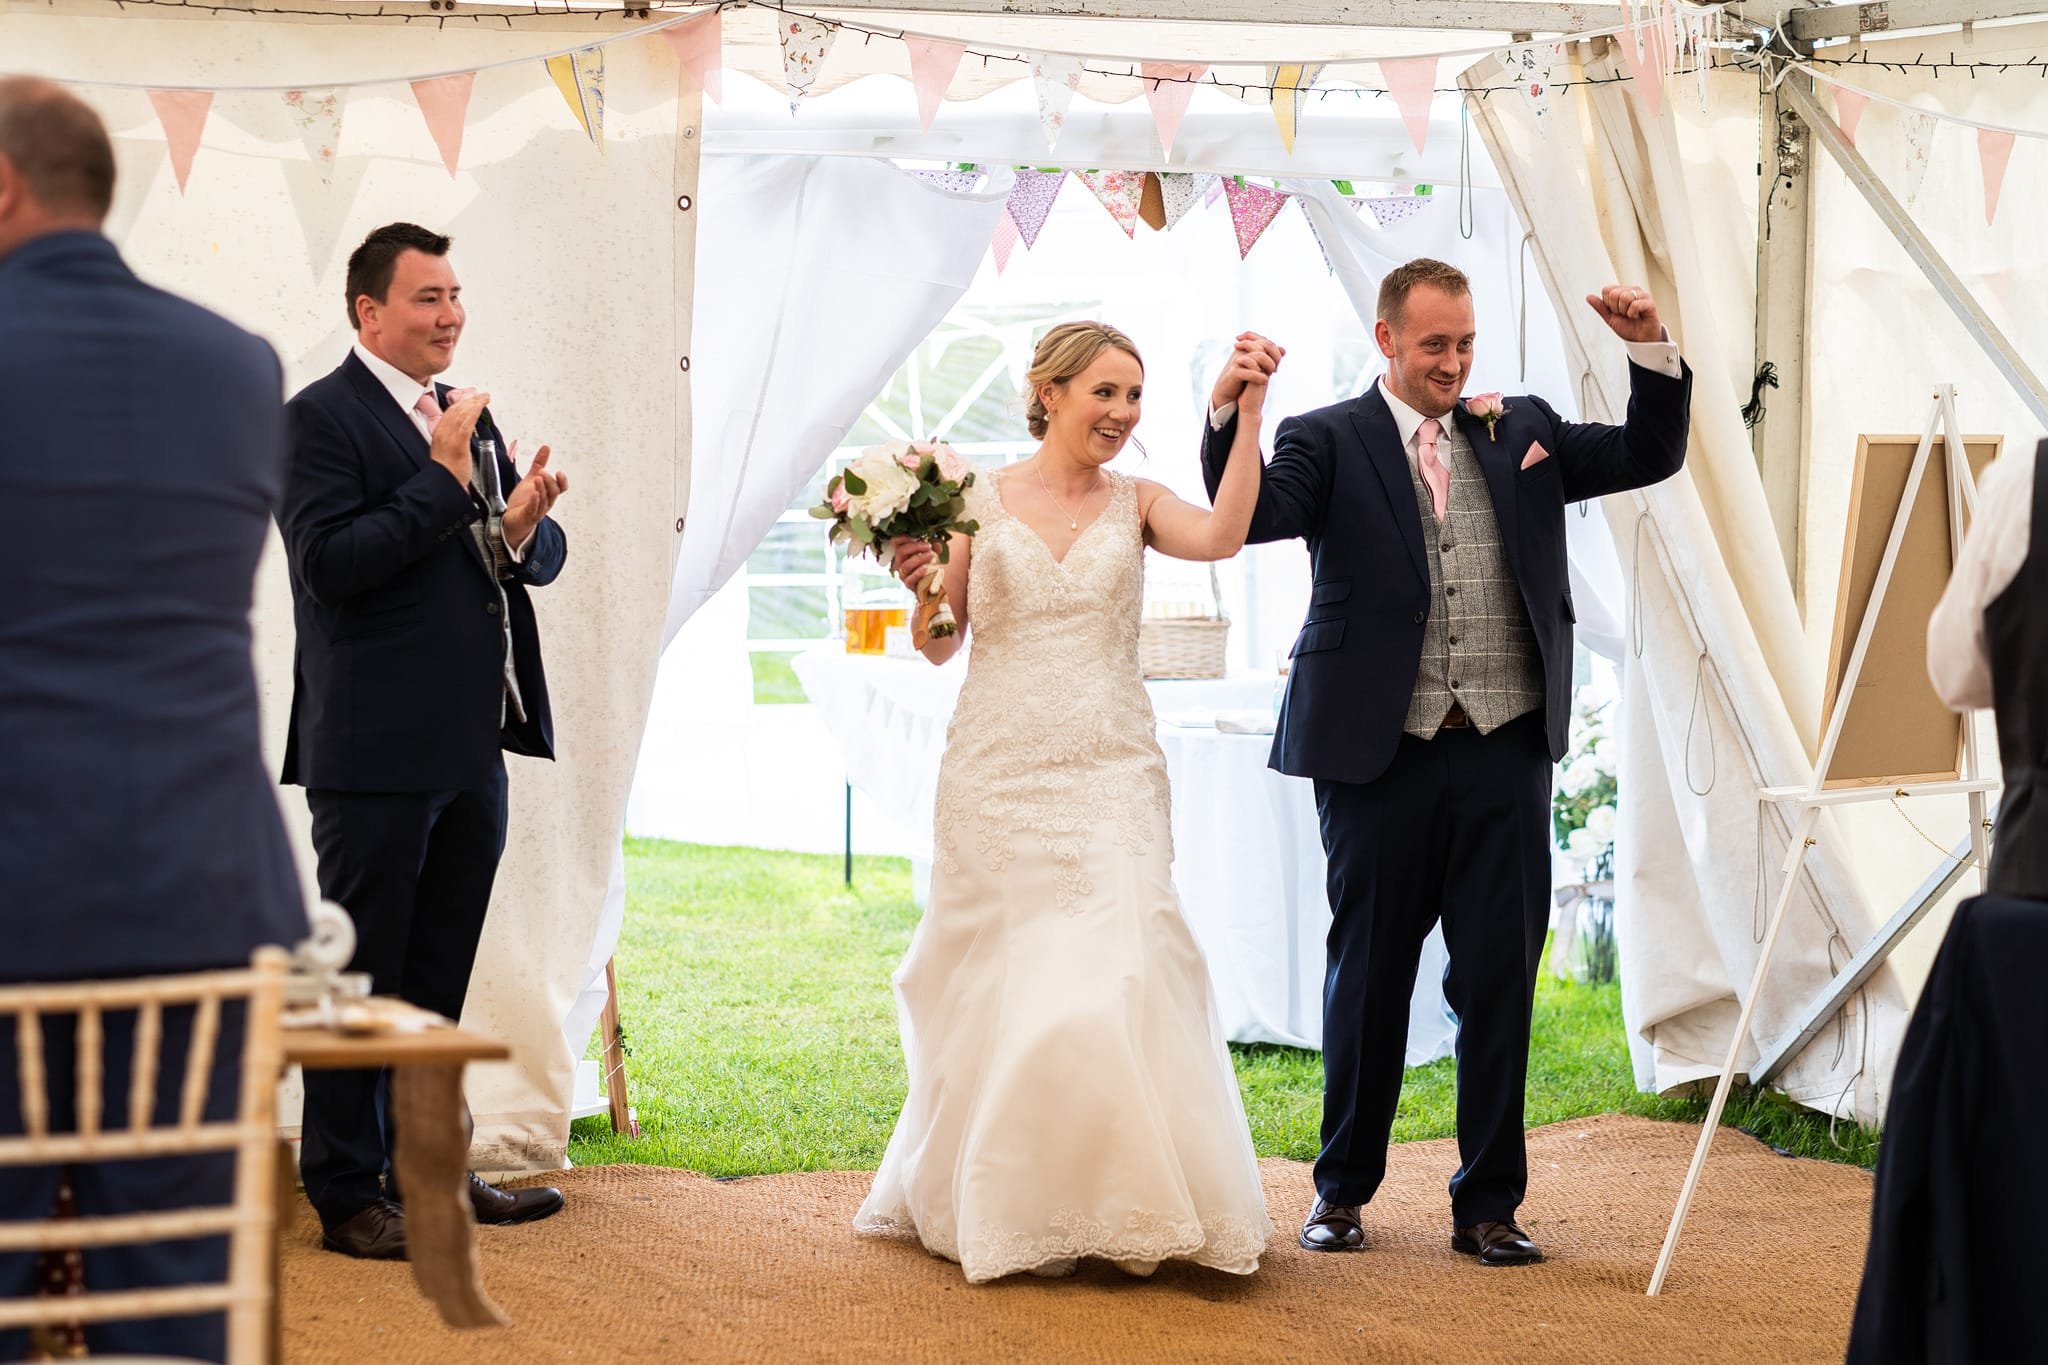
[811,442,979,639]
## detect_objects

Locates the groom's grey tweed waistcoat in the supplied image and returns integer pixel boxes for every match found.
[1401,421,1545,739]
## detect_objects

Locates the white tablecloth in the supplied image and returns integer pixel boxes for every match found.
[792,647,1455,1059]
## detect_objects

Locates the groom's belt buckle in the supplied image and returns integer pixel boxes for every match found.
[1439,703,1471,729]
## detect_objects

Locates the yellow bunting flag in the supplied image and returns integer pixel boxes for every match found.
[546,48,606,147]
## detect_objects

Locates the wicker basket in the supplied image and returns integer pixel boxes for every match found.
[1138,564,1229,679]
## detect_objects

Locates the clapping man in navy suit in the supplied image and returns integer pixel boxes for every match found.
[0,77,307,1357]
[1203,258,1691,1265]
[280,223,569,1258]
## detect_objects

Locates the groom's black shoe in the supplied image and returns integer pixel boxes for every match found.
[1299,1197,1366,1252]
[468,1173,565,1226]
[1452,1220,1543,1266]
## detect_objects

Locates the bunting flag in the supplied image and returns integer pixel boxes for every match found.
[908,167,986,194]
[1979,128,2016,225]
[1504,45,1557,127]
[1204,173,1227,208]
[1222,177,1289,258]
[1137,173,1167,231]
[1364,194,1434,229]
[1303,202,1339,275]
[281,88,345,186]
[990,212,1020,274]
[410,74,474,177]
[904,37,965,132]
[1615,4,1666,120]
[658,10,723,105]
[546,48,606,147]
[1076,170,1147,238]
[1156,172,1204,229]
[1268,63,1324,155]
[1832,86,1869,146]
[1005,168,1065,248]
[1140,62,1205,157]
[1032,55,1084,150]
[1900,109,1936,207]
[779,16,837,112]
[146,90,212,194]
[1378,56,1438,154]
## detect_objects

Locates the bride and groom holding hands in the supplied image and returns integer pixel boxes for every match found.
[864,258,1692,1281]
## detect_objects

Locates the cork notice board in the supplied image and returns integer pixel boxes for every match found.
[1821,433,1999,788]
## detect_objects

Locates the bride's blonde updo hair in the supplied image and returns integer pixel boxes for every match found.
[1024,321,1144,440]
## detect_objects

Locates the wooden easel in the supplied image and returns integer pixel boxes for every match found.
[1646,385,1998,1295]
[599,959,639,1137]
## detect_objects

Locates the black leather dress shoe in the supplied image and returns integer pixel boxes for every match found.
[1451,1219,1543,1266]
[322,1200,407,1260]
[469,1173,565,1226]
[1299,1197,1366,1252]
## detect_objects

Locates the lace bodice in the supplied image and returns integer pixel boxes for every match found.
[933,471,1170,905]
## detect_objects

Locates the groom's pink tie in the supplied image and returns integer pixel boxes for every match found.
[1416,417,1449,522]
[413,389,443,432]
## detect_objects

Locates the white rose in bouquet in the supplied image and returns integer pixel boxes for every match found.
[1585,805,1617,841]
[844,449,920,524]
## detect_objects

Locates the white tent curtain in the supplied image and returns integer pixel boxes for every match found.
[567,156,1012,1067]
[1466,44,1908,1123]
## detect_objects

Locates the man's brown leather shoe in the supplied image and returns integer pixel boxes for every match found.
[1451,1220,1542,1266]
[469,1173,565,1226]
[1299,1197,1366,1252]
[322,1200,407,1260]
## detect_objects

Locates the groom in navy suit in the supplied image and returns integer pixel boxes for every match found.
[280,223,570,1257]
[0,78,306,1357]
[1204,259,1690,1265]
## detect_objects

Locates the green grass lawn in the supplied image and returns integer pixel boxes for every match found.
[569,839,1880,1173]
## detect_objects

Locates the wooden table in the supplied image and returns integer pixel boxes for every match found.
[282,1007,512,1336]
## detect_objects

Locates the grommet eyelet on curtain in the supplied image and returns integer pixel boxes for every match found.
[677,195,693,211]
[674,517,685,534]
[679,357,691,372]
[683,127,696,140]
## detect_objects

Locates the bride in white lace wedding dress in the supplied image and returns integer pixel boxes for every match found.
[853,322,1282,1282]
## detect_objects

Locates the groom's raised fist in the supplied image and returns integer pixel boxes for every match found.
[1585,284,1665,344]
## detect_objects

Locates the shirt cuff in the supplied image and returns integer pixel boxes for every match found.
[1209,401,1238,432]
[506,525,534,562]
[1625,335,1683,379]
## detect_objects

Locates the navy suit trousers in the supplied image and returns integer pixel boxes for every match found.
[1312,710,1553,1225]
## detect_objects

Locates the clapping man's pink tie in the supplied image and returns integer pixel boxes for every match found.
[413,389,442,431]
[1417,416,1449,522]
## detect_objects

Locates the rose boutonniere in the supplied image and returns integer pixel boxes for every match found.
[1464,393,1507,442]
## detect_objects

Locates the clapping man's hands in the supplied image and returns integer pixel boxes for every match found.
[503,442,568,549]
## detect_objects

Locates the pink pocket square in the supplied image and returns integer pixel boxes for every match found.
[1520,441,1552,471]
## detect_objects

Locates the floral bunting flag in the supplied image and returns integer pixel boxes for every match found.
[282,88,346,186]
[1140,62,1205,157]
[1900,109,1936,207]
[1503,45,1556,127]
[1365,194,1434,229]
[908,168,986,194]
[1005,168,1065,248]
[905,37,966,132]
[1222,177,1288,259]
[545,48,606,147]
[1268,63,1323,155]
[410,74,475,178]
[658,10,723,105]
[1032,54,1084,150]
[1832,86,1869,146]
[779,16,837,112]
[1302,201,1338,275]
[1204,173,1226,208]
[1156,171,1203,228]
[1979,128,2016,225]
[146,90,212,194]
[1378,56,1438,154]
[991,212,1020,274]
[1076,170,1147,238]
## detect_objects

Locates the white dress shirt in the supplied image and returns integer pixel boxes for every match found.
[1208,336,1684,440]
[350,341,530,560]
[1927,441,2037,712]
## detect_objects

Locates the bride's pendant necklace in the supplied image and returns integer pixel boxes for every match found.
[1034,461,1103,532]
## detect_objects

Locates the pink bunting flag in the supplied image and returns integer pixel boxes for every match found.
[1141,62,1206,157]
[658,11,723,106]
[1378,57,1437,155]
[1076,170,1147,238]
[1832,86,1869,147]
[1222,178,1288,259]
[1005,168,1065,249]
[410,74,475,178]
[1979,128,2016,225]
[146,90,212,195]
[991,212,1020,274]
[904,37,965,132]
[1615,6,1665,120]
[1032,55,1083,151]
